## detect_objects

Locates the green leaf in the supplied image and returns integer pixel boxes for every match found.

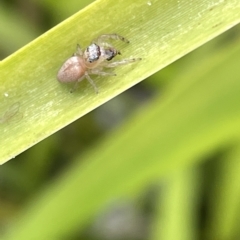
[0,0,239,166]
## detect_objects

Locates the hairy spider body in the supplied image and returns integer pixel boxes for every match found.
[57,34,141,93]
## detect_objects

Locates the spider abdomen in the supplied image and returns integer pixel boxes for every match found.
[57,56,86,82]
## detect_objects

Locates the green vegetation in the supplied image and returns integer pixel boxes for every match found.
[0,0,240,239]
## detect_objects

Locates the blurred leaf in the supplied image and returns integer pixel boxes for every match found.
[33,0,94,22]
[150,168,201,240]
[205,141,240,240]
[0,0,239,164]
[0,2,40,56]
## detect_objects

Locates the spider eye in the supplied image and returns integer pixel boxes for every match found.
[86,43,101,62]
[105,48,118,61]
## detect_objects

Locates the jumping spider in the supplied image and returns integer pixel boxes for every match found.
[57,34,141,93]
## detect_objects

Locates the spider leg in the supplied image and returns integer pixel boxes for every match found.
[89,68,116,76]
[104,58,142,68]
[93,34,129,44]
[73,44,83,56]
[85,73,99,94]
[70,75,85,93]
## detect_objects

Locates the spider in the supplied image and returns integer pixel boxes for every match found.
[57,34,141,93]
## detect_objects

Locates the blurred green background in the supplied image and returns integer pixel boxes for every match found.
[1,0,240,240]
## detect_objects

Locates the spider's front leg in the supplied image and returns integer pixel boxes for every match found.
[93,34,130,45]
